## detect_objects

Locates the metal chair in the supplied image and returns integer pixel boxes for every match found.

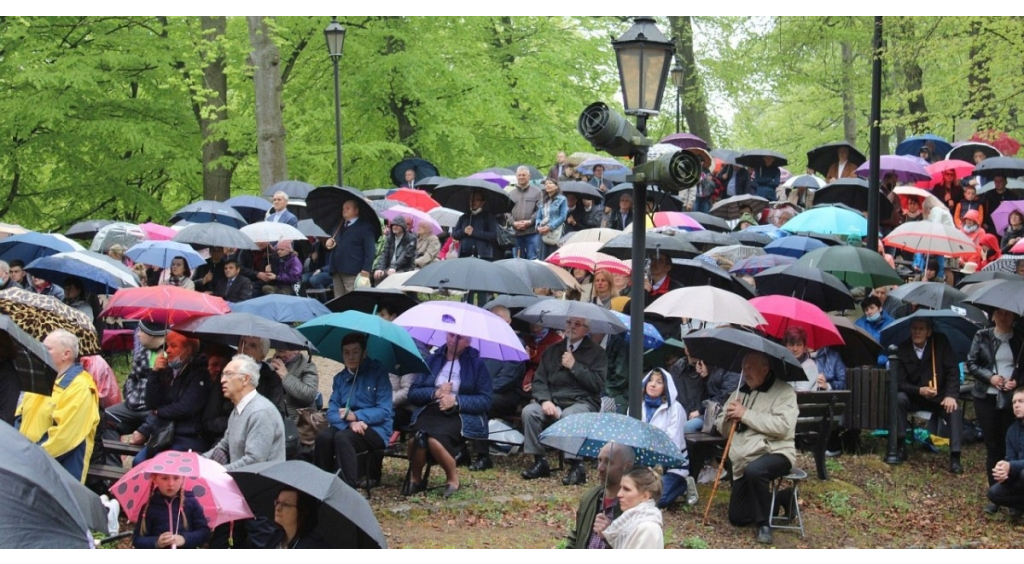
[769,467,808,538]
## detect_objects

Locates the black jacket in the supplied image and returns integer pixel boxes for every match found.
[966,327,1024,400]
[452,212,499,260]
[374,229,417,273]
[214,275,253,303]
[139,357,209,439]
[896,334,960,400]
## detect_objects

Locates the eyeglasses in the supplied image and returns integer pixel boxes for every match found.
[273,500,297,509]
[566,320,589,329]
[222,370,245,379]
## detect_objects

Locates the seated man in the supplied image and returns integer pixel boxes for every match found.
[521,316,607,486]
[214,259,254,303]
[566,443,635,549]
[103,321,166,446]
[715,351,798,545]
[855,296,894,367]
[895,318,964,473]
[988,388,1024,519]
[203,354,286,470]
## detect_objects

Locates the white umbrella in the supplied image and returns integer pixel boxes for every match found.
[645,286,767,328]
[239,221,306,243]
[428,207,463,229]
[882,221,979,258]
[89,222,146,252]
[375,270,437,295]
[562,228,622,245]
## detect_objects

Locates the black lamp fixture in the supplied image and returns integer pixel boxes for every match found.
[324,18,346,186]
[612,16,676,117]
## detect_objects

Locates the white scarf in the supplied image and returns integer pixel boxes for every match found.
[602,499,662,549]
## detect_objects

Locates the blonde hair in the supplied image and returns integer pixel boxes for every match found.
[624,467,663,500]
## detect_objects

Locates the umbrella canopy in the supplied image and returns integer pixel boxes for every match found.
[813,178,895,218]
[326,287,420,317]
[229,460,386,549]
[239,221,307,243]
[701,243,764,265]
[385,188,441,213]
[541,412,688,468]
[764,235,828,259]
[102,285,230,325]
[562,228,622,246]
[405,257,534,296]
[577,156,629,175]
[171,200,247,228]
[229,294,331,324]
[371,199,400,213]
[89,222,147,253]
[65,219,113,240]
[516,299,627,335]
[172,222,258,251]
[806,141,867,177]
[888,281,969,311]
[381,204,442,236]
[173,312,315,352]
[744,224,790,240]
[781,205,867,238]
[111,450,252,529]
[709,194,770,220]
[729,254,796,276]
[262,180,316,200]
[948,141,1001,162]
[394,301,528,362]
[0,422,95,548]
[957,270,1021,289]
[547,243,630,276]
[797,246,903,288]
[651,211,704,231]
[0,232,85,264]
[682,326,807,382]
[126,240,206,270]
[675,229,739,253]
[306,185,383,241]
[754,263,855,312]
[856,155,931,183]
[880,309,979,361]
[298,311,428,375]
[138,222,177,241]
[0,288,100,355]
[893,185,946,212]
[469,171,510,189]
[981,254,1024,274]
[669,258,754,298]
[390,157,440,187]
[991,200,1024,234]
[432,177,511,214]
[749,295,844,349]
[566,151,604,166]
[659,132,709,151]
[427,207,463,229]
[224,195,272,225]
[495,258,568,291]
[0,223,28,240]
[0,314,57,396]
[895,134,953,158]
[681,211,731,233]
[784,174,826,192]
[828,315,884,368]
[646,286,767,328]
[883,221,978,259]
[559,180,604,201]
[608,310,664,349]
[599,232,700,261]
[963,278,1024,317]
[735,149,788,168]
[730,230,775,248]
[297,218,330,239]
[972,156,1024,179]
[375,270,437,295]
[25,251,139,295]
[483,293,546,313]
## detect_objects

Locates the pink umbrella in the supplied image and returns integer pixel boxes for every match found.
[749,295,844,349]
[547,242,631,276]
[139,222,177,241]
[111,451,253,528]
[381,204,442,235]
[652,211,706,231]
[915,159,976,188]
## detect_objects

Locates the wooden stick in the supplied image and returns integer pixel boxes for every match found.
[930,337,937,390]
[702,419,738,526]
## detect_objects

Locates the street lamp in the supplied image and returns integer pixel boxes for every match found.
[611,16,674,420]
[324,18,346,187]
[670,62,684,134]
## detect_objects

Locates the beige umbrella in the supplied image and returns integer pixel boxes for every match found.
[0,223,28,240]
[532,261,583,293]
[645,286,767,328]
[376,270,439,295]
[562,228,622,245]
[565,151,604,167]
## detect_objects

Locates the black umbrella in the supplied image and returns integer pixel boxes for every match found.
[495,258,569,291]
[229,460,387,549]
[296,219,330,239]
[432,177,512,214]
[405,257,534,296]
[682,327,807,382]
[483,293,546,312]
[732,231,774,248]
[956,270,1020,289]
[709,194,769,220]
[753,264,855,312]
[559,181,604,201]
[414,176,450,193]
[828,315,883,368]
[806,141,866,177]
[604,184,683,213]
[880,310,980,361]
[362,188,390,200]
[325,287,420,316]
[171,200,248,228]
[172,312,316,352]
[599,232,700,261]
[963,278,1024,316]
[813,178,895,218]
[262,180,316,200]
[973,156,1024,179]
[888,281,969,311]
[172,222,258,251]
[306,185,383,240]
[735,149,788,168]
[677,230,739,252]
[948,142,1001,162]
[65,219,113,240]
[0,314,58,396]
[0,422,95,547]
[682,211,731,233]
[390,157,440,188]
[670,258,755,299]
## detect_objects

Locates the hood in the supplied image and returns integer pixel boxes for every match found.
[642,367,678,405]
[963,209,981,224]
[390,215,408,231]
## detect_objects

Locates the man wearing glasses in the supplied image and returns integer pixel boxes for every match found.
[521,316,608,486]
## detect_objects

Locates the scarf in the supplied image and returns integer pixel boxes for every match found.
[601,499,662,549]
[643,396,663,423]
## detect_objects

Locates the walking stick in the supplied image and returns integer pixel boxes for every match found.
[702,374,746,526]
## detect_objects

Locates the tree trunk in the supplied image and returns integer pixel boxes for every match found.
[247,16,288,192]
[840,41,857,145]
[967,19,994,126]
[198,16,232,202]
[669,16,713,144]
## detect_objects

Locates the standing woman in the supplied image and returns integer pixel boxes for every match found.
[159,256,195,291]
[535,179,569,259]
[967,308,1023,513]
[599,467,665,549]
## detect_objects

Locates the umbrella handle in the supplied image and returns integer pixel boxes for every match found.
[702,419,738,526]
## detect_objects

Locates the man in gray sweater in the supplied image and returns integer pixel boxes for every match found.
[204,354,285,471]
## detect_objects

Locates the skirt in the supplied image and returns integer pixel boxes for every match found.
[410,403,464,456]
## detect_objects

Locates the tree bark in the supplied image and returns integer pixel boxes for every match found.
[967,18,994,126]
[198,16,232,202]
[668,16,712,145]
[247,16,288,192]
[840,41,858,145]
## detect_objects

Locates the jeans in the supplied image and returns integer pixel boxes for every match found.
[658,472,690,508]
[694,197,712,214]
[514,233,540,260]
[755,185,778,202]
[683,417,704,434]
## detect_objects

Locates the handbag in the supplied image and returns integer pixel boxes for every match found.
[145,421,176,454]
[496,222,516,249]
[541,225,563,246]
[296,407,328,447]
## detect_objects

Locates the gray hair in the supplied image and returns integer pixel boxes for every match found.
[241,335,270,359]
[47,329,79,360]
[516,165,531,175]
[273,191,289,203]
[232,353,261,388]
[0,260,9,275]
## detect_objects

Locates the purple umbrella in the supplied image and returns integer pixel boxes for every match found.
[393,301,528,362]
[855,155,931,183]
[729,254,797,276]
[658,133,709,151]
[469,171,509,188]
[991,200,1024,234]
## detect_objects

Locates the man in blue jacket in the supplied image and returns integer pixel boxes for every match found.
[325,200,377,298]
[988,388,1024,519]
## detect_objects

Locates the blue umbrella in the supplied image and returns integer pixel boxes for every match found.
[609,311,663,350]
[879,309,979,362]
[539,412,688,469]
[25,251,139,294]
[171,200,248,228]
[125,240,206,270]
[298,311,428,375]
[0,232,84,264]
[230,294,331,324]
[225,195,272,225]
[895,134,953,158]
[780,206,868,238]
[743,224,789,240]
[729,254,797,275]
[763,235,827,259]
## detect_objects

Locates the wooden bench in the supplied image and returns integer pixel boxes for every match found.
[88,463,128,482]
[102,439,143,458]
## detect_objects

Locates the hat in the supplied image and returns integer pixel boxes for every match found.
[963,209,981,225]
[139,320,168,337]
[735,213,759,229]
[961,261,978,275]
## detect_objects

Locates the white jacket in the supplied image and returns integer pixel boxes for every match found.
[633,368,689,478]
[603,500,664,549]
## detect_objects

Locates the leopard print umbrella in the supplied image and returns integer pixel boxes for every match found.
[0,288,100,355]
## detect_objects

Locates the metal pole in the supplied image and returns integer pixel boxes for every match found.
[884,345,902,464]
[628,115,649,420]
[866,16,883,252]
[675,87,681,134]
[332,56,344,186]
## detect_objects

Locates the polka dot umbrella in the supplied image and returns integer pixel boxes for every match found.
[539,412,688,469]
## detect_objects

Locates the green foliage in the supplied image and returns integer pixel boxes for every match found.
[681,535,709,549]
[823,490,853,518]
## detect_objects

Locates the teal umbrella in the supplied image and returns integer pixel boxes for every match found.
[539,412,688,469]
[298,311,428,375]
[780,205,867,238]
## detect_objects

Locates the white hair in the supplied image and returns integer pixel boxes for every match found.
[47,329,79,360]
[273,191,289,203]
[232,354,261,388]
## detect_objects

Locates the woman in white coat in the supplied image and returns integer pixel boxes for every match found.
[634,368,697,508]
[601,467,665,549]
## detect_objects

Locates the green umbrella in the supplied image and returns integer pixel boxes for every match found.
[298,311,428,375]
[796,246,902,288]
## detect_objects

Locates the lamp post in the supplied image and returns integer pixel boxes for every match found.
[670,62,684,134]
[324,18,346,187]
[612,16,674,420]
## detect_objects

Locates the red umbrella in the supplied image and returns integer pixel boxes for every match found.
[386,188,440,213]
[749,295,844,349]
[102,286,230,325]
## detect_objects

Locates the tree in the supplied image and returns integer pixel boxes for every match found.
[247,16,288,191]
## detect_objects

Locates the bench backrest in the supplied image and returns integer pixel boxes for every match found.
[795,390,850,437]
[846,367,891,430]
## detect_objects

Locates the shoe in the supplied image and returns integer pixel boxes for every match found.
[1009,508,1023,521]
[562,463,587,486]
[697,465,716,485]
[825,449,842,458]
[443,484,459,499]
[756,525,773,545]
[685,476,699,506]
[896,444,908,462]
[469,455,493,472]
[984,503,1000,515]
[401,480,427,497]
[355,477,381,490]
[949,459,963,475]
[521,458,551,480]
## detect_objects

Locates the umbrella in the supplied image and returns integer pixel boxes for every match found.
[711,148,741,165]
[0,421,95,548]
[731,230,774,247]
[326,287,420,316]
[682,326,807,382]
[172,222,258,251]
[427,207,463,229]
[781,205,867,238]
[228,460,386,549]
[262,180,316,200]
[495,258,568,291]
[381,204,442,236]
[895,134,953,158]
[709,194,770,220]
[963,278,1024,316]
[469,171,510,189]
[138,222,177,241]
[675,229,739,253]
[753,263,854,312]
[394,301,528,362]
[646,286,767,328]
[659,132,709,151]
[172,312,316,352]
[516,299,627,335]
[229,294,331,324]
[828,315,884,368]
[880,309,979,361]
[405,257,534,296]
[888,281,969,311]
[102,286,230,325]
[0,232,85,264]
[813,178,895,218]
[783,174,826,191]
[0,288,100,355]
[729,254,796,276]
[306,185,383,240]
[925,159,977,182]
[971,131,1021,157]
[170,200,247,228]
[972,156,1024,179]
[547,243,630,276]
[806,141,866,177]
[362,189,390,200]
[566,151,604,167]
[65,219,113,240]
[893,185,946,212]
[797,246,902,288]
[298,311,429,375]
[562,228,622,245]
[559,180,604,201]
[432,177,511,214]
[682,211,731,233]
[744,224,790,240]
[749,295,844,349]
[701,243,764,265]
[577,156,629,175]
[483,294,545,313]
[390,157,440,187]
[297,218,330,239]
[669,258,754,298]
[371,199,401,213]
[224,195,272,225]
[375,270,437,295]
[606,311,663,349]
[957,270,1021,289]
[0,223,27,241]
[486,419,525,449]
[948,141,1001,162]
[385,188,441,213]
[599,232,700,261]
[415,176,450,193]
[126,240,206,270]
[0,314,57,396]
[883,221,978,258]
[540,412,688,468]
[735,149,788,168]
[239,221,307,243]
[764,235,827,259]
[111,450,253,529]
[856,155,931,183]
[981,254,1024,274]
[89,222,147,253]
[991,200,1024,234]
[25,251,139,294]
[651,211,705,231]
